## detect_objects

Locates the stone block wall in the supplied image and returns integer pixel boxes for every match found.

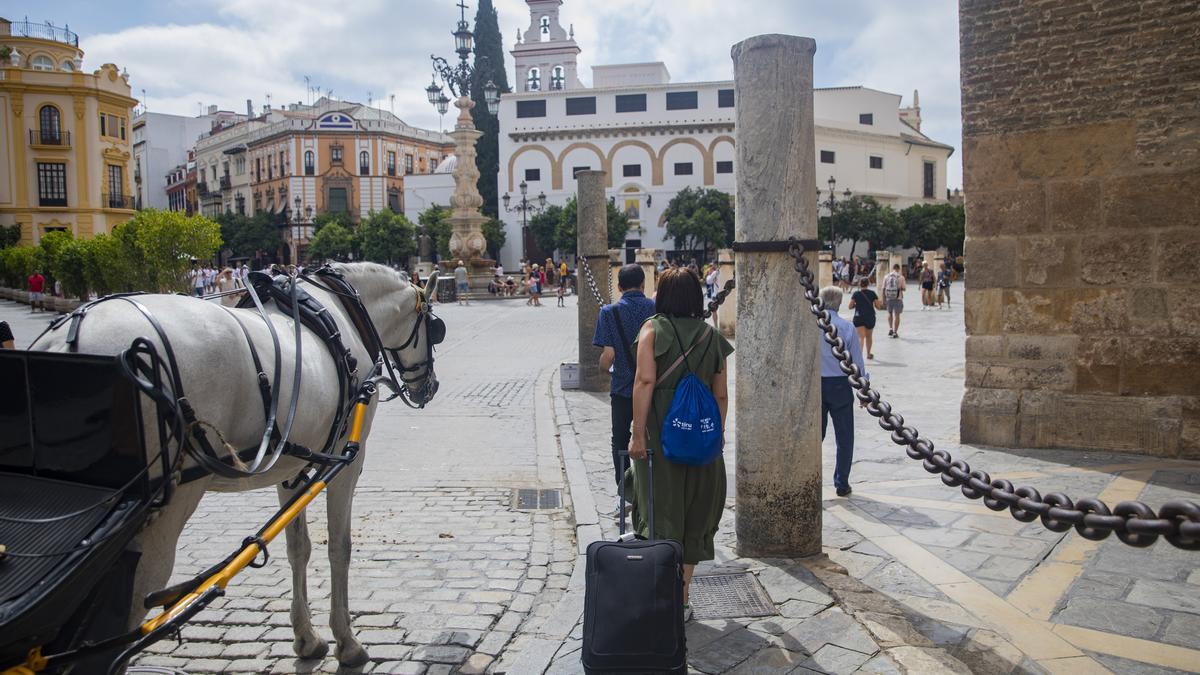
[959,0,1200,458]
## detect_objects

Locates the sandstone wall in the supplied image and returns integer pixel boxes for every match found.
[959,0,1200,458]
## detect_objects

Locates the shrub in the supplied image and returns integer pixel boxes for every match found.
[0,246,36,288]
[53,237,92,299]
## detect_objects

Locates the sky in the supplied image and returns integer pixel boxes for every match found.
[13,0,963,187]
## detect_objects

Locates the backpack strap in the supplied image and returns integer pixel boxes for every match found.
[656,319,713,386]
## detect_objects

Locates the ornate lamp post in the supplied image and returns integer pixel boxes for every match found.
[817,175,851,254]
[502,180,547,262]
[425,1,501,289]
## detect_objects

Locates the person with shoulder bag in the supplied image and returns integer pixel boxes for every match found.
[627,267,733,622]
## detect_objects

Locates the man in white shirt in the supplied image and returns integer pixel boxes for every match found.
[819,286,868,497]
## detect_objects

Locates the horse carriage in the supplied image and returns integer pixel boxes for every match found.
[0,264,443,674]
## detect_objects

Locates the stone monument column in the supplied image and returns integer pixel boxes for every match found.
[445,95,495,289]
[577,171,611,392]
[875,251,891,296]
[716,248,736,338]
[636,248,657,297]
[818,250,833,289]
[732,34,823,558]
[609,248,622,300]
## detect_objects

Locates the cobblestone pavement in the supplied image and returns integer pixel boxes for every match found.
[0,296,585,674]
[530,284,1200,674]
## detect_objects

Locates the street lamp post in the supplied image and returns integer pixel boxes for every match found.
[502,180,547,263]
[817,175,851,255]
[424,0,502,289]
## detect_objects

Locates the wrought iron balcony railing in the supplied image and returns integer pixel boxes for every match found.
[29,129,70,146]
[103,193,136,210]
[11,20,79,47]
[219,175,231,190]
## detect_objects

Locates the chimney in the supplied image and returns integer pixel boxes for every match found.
[246,99,253,116]
[207,104,218,116]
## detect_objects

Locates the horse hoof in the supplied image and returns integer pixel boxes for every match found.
[336,643,370,668]
[294,634,330,660]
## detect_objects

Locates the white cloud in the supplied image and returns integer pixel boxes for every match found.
[81,0,962,186]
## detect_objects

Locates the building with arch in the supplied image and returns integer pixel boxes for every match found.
[0,17,138,244]
[496,1,956,269]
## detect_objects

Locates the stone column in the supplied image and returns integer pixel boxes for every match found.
[444,95,495,289]
[875,251,891,297]
[577,171,611,392]
[636,248,657,297]
[818,250,833,289]
[732,34,822,558]
[923,250,939,274]
[609,248,623,301]
[716,248,736,338]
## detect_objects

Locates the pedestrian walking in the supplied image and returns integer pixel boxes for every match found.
[454,260,470,306]
[883,264,906,338]
[556,282,566,307]
[705,264,719,299]
[188,262,205,298]
[819,286,868,497]
[593,264,658,516]
[0,320,14,349]
[848,277,881,360]
[937,264,952,308]
[27,269,46,312]
[919,262,935,308]
[627,267,733,621]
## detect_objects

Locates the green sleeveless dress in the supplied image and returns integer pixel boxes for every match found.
[629,314,734,564]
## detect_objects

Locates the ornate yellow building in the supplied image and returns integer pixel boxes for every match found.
[0,18,138,244]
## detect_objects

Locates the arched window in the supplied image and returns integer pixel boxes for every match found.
[60,59,75,72]
[551,66,565,90]
[304,150,314,176]
[540,16,550,35]
[359,150,370,175]
[31,54,54,71]
[38,105,61,143]
[527,67,541,92]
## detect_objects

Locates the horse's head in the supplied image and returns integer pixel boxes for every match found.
[333,263,443,407]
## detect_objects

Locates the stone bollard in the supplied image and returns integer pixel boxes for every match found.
[609,248,622,301]
[732,34,823,558]
[818,250,833,289]
[875,251,891,297]
[577,171,611,392]
[716,248,736,338]
[636,248,657,297]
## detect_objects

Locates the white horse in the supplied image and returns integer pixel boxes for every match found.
[32,262,439,669]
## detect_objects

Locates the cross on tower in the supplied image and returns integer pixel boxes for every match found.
[457,1,469,21]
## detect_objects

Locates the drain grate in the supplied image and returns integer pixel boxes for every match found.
[513,488,562,510]
[689,572,777,620]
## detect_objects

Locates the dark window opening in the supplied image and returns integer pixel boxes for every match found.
[387,151,397,176]
[38,105,62,143]
[328,187,349,213]
[923,161,935,198]
[615,94,647,113]
[869,156,883,170]
[304,150,314,176]
[525,168,541,182]
[859,113,874,125]
[331,146,343,163]
[37,162,67,207]
[820,150,835,164]
[359,151,370,175]
[565,96,596,115]
[718,89,735,108]
[674,162,693,176]
[516,100,547,118]
[716,161,733,174]
[623,164,641,177]
[388,191,401,213]
[404,153,414,175]
[666,91,699,110]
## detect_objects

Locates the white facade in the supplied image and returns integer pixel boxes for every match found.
[193,113,266,217]
[403,155,456,225]
[131,111,217,210]
[495,1,955,269]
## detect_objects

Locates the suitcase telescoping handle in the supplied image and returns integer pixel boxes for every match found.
[618,447,654,541]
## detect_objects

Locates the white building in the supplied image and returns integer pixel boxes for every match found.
[192,107,265,218]
[496,0,955,269]
[131,110,221,210]
[403,155,456,225]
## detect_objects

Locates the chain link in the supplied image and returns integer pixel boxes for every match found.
[783,239,1200,550]
[579,257,607,307]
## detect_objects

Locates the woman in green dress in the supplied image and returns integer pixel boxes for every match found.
[628,267,734,619]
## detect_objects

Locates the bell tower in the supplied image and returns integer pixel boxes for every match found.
[511,0,583,92]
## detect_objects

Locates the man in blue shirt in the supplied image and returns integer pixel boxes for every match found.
[819,286,868,497]
[593,264,657,513]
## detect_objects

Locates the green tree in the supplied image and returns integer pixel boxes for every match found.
[313,211,352,234]
[53,237,92,299]
[470,0,510,217]
[359,210,418,265]
[84,233,119,296]
[555,197,631,253]
[528,204,564,257]
[35,230,74,288]
[0,223,20,248]
[0,246,35,288]
[218,211,281,260]
[132,209,223,292]
[308,222,354,262]
[481,217,507,261]
[899,202,966,255]
[418,204,453,260]
[663,188,735,256]
[818,196,904,257]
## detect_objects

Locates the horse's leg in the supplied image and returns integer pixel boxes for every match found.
[277,483,329,660]
[326,451,368,667]
[129,480,210,629]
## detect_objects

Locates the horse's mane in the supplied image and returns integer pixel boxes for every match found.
[333,262,412,299]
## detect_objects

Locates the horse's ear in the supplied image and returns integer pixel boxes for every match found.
[423,272,439,303]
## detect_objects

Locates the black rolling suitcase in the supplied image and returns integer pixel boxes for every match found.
[581,449,686,674]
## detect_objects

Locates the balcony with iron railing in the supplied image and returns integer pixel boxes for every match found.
[29,128,70,147]
[102,193,136,210]
[9,20,79,47]
[219,174,231,190]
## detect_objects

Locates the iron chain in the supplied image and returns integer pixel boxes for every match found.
[579,257,608,307]
[783,239,1200,550]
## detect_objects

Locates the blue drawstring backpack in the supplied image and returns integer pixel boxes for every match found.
[658,319,723,466]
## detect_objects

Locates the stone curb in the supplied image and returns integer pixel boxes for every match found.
[503,372,595,675]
